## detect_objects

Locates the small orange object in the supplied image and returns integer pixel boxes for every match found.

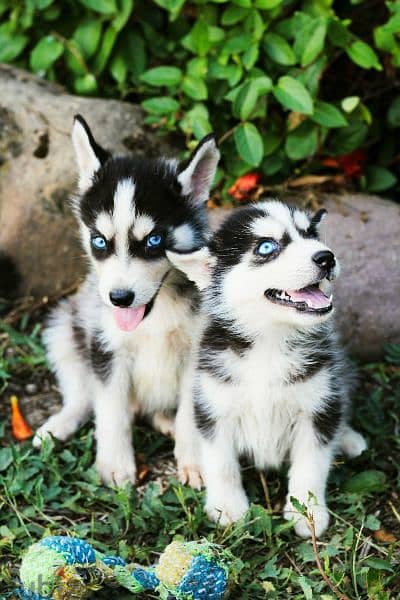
[228,172,261,201]
[10,395,33,441]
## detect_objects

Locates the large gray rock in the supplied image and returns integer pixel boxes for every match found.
[210,194,400,359]
[0,64,175,297]
[0,66,398,358]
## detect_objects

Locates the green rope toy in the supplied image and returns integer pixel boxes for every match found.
[15,535,230,600]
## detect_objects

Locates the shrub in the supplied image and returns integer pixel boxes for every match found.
[1,0,399,199]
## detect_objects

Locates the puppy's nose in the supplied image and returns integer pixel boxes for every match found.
[312,250,336,272]
[109,289,135,307]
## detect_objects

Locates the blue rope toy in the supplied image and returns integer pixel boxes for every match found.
[15,535,230,599]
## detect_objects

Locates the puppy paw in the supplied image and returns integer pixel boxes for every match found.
[33,414,78,447]
[96,454,137,487]
[178,463,203,490]
[206,492,249,526]
[284,499,329,538]
[341,427,367,458]
[152,412,175,438]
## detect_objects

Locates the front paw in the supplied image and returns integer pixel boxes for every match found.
[177,462,203,490]
[96,452,137,487]
[33,414,77,447]
[206,491,249,526]
[284,499,329,538]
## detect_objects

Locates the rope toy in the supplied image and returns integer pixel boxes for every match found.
[15,535,229,599]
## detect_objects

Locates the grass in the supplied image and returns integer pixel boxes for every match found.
[0,316,399,599]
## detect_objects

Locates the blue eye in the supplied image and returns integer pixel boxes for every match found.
[255,239,279,257]
[147,234,163,248]
[92,236,107,250]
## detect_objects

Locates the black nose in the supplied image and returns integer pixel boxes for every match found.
[312,250,336,272]
[109,289,135,307]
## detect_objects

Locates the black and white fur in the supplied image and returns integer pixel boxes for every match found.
[33,115,220,486]
[168,201,366,538]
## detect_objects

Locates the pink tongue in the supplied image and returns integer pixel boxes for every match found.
[112,305,146,332]
[288,286,331,309]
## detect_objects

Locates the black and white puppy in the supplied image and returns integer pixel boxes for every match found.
[168,200,366,538]
[34,115,220,486]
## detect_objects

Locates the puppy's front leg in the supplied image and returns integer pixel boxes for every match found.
[202,428,249,526]
[94,368,136,486]
[284,418,334,538]
[174,366,203,489]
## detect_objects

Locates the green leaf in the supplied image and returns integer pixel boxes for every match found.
[182,76,208,100]
[179,104,212,140]
[78,0,117,14]
[73,18,102,58]
[110,52,127,84]
[312,101,347,128]
[346,40,382,70]
[234,123,264,166]
[387,96,400,128]
[263,130,282,156]
[242,44,259,70]
[364,558,394,572]
[153,0,185,21]
[343,470,387,493]
[233,80,258,120]
[328,17,352,48]
[140,66,182,87]
[222,33,253,56]
[142,97,179,115]
[30,35,64,72]
[0,447,12,472]
[255,0,282,8]
[341,96,360,113]
[285,121,318,160]
[263,33,296,66]
[328,121,368,154]
[301,18,327,67]
[365,514,381,531]
[73,73,98,95]
[0,25,28,62]
[364,167,397,192]
[182,19,211,56]
[221,5,249,25]
[273,76,313,115]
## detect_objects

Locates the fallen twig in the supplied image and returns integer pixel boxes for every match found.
[309,513,350,600]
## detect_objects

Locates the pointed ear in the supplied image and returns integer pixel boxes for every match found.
[308,208,327,236]
[177,134,220,204]
[72,115,110,193]
[166,247,215,290]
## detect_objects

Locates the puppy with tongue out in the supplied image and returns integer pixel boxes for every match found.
[34,114,221,488]
[168,199,366,539]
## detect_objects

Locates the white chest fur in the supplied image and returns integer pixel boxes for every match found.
[199,333,330,469]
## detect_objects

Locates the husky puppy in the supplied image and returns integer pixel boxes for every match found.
[168,200,366,538]
[33,115,220,486]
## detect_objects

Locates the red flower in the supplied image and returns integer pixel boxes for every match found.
[321,150,366,178]
[228,172,261,201]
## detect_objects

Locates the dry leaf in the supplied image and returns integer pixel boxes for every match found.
[373,528,397,543]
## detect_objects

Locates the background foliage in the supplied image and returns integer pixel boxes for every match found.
[1,0,400,199]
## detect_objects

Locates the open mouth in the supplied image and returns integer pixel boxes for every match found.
[265,282,333,315]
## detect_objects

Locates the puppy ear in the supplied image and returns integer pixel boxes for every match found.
[166,247,215,290]
[72,115,110,193]
[177,134,220,205]
[308,208,327,236]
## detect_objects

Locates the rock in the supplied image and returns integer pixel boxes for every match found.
[0,65,176,298]
[209,194,400,359]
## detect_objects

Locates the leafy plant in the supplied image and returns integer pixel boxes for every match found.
[0,0,399,198]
